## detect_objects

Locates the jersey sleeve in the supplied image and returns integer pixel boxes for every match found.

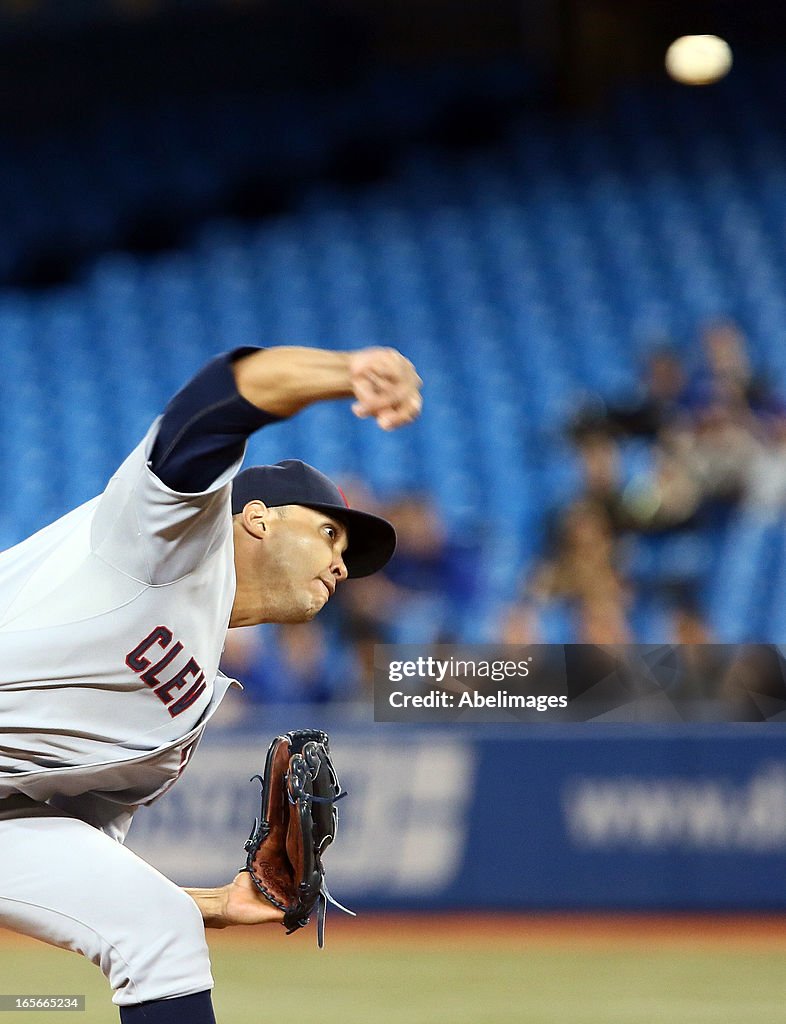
[90,348,281,585]
[149,347,280,493]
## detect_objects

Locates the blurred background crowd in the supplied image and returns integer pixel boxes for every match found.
[3,0,786,711]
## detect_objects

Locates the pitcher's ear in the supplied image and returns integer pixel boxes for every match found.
[239,500,269,539]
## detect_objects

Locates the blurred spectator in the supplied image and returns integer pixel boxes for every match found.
[600,344,690,440]
[530,500,622,602]
[525,499,633,643]
[572,427,630,533]
[220,621,356,707]
[334,491,480,646]
[686,318,782,420]
[340,616,381,702]
[569,348,704,537]
[571,425,702,536]
[670,594,714,645]
[577,593,632,643]
[516,317,786,646]
[220,626,267,694]
[743,411,786,518]
[263,622,356,703]
[383,493,478,642]
[497,599,543,644]
[662,401,762,511]
[660,595,732,703]
[620,442,704,533]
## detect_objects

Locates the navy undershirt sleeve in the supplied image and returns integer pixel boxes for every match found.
[149,347,282,492]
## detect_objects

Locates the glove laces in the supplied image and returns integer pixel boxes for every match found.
[317,877,356,948]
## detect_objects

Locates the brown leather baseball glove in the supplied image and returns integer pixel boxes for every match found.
[243,729,352,946]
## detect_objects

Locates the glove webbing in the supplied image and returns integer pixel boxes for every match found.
[292,785,354,948]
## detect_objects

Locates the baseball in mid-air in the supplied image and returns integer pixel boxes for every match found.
[665,35,733,86]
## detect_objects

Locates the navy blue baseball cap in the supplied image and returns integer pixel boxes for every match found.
[231,460,396,578]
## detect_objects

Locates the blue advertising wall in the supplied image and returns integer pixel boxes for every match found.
[126,718,786,911]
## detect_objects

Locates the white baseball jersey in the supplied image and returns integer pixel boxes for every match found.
[0,419,242,838]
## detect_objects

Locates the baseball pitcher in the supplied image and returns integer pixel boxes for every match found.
[0,345,422,1023]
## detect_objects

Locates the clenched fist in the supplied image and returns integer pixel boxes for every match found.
[348,347,423,431]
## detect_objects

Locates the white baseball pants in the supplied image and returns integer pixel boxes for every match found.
[0,813,213,1006]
